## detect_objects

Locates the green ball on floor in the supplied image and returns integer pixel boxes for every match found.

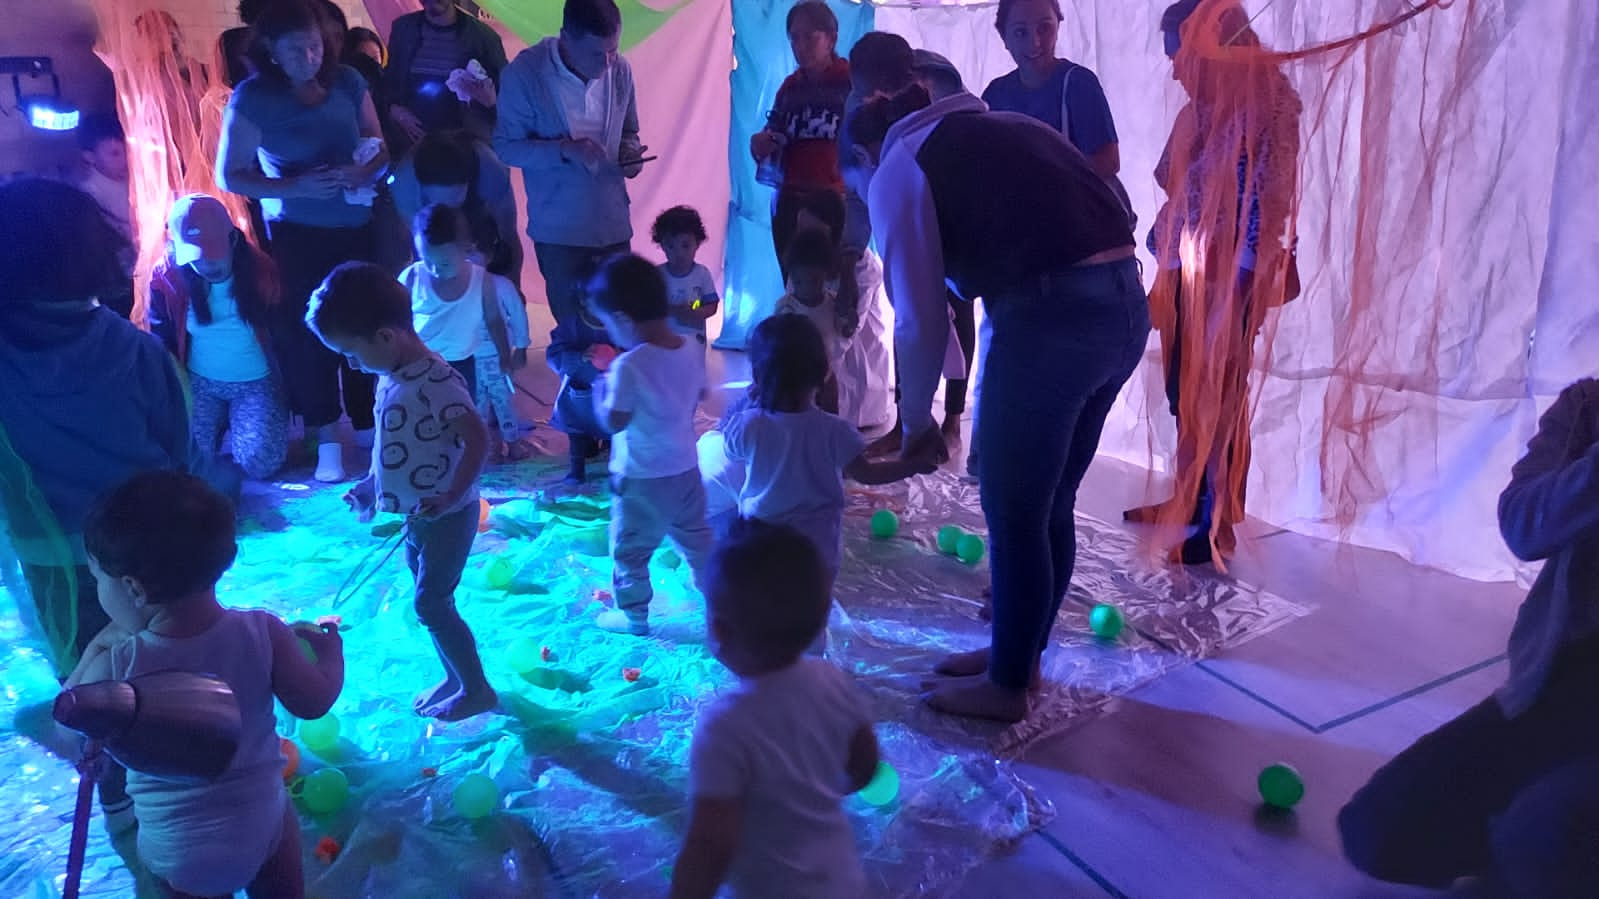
[1258,763,1305,810]
[956,533,985,564]
[1089,603,1124,640]
[870,509,899,539]
[936,525,964,554]
[299,714,340,753]
[301,767,348,814]
[859,761,899,806]
[453,773,500,819]
[505,637,541,674]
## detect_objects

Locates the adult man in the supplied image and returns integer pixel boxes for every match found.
[493,0,646,326]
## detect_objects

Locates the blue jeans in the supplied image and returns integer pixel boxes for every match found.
[979,259,1149,689]
[406,499,489,693]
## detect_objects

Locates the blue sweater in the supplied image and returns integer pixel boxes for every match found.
[0,303,194,560]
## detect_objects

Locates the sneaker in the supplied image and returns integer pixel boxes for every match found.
[353,428,375,450]
[314,443,346,483]
[595,608,649,636]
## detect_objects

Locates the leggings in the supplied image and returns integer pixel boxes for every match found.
[189,373,289,480]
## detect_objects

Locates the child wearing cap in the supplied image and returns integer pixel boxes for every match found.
[150,194,290,481]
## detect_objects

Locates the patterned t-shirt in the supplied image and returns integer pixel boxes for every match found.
[372,354,479,515]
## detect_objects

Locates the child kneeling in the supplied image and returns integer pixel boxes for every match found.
[66,471,345,897]
[672,518,880,898]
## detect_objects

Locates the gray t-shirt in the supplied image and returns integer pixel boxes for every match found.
[227,65,372,228]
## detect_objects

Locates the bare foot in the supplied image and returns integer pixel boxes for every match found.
[934,648,990,677]
[430,686,500,722]
[978,586,992,622]
[414,677,462,715]
[922,676,1028,723]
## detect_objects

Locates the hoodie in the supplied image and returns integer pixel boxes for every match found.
[493,37,641,248]
[866,92,1132,437]
[0,303,194,560]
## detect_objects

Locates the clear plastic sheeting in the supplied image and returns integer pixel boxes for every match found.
[0,461,1303,898]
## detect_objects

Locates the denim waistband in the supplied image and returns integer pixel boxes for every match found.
[991,257,1144,304]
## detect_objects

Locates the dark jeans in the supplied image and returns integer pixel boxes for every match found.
[1338,640,1599,891]
[446,358,478,399]
[772,187,845,280]
[533,241,630,328]
[267,220,378,431]
[946,290,975,419]
[979,259,1149,689]
[407,500,489,694]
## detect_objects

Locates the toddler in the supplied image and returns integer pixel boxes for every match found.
[652,205,721,351]
[587,253,714,636]
[723,313,934,595]
[66,470,345,898]
[399,203,518,401]
[308,261,497,721]
[74,114,135,319]
[775,229,848,412]
[671,518,879,899]
[547,308,620,486]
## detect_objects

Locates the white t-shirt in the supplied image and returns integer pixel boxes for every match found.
[371,354,480,514]
[552,49,613,146]
[599,337,706,479]
[473,273,530,359]
[661,262,718,339]
[776,289,845,362]
[722,407,864,575]
[688,658,872,899]
[402,261,490,362]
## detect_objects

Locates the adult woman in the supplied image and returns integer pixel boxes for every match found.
[217,0,390,483]
[843,87,1147,722]
[149,193,288,482]
[1130,2,1302,565]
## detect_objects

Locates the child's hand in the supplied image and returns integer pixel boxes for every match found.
[292,619,343,660]
[344,481,376,523]
[412,490,463,520]
[585,344,618,372]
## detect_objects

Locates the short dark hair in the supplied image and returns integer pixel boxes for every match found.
[842,84,931,169]
[238,0,270,25]
[786,0,838,37]
[249,0,336,86]
[782,226,837,276]
[76,113,124,153]
[0,178,131,307]
[306,261,414,339]
[749,313,829,411]
[586,253,668,322]
[563,0,622,39]
[849,32,914,96]
[346,26,384,60]
[651,205,707,246]
[84,471,238,603]
[414,202,471,247]
[995,0,1063,34]
[412,131,480,188]
[708,517,830,666]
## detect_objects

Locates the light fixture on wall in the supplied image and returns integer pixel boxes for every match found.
[1,57,80,131]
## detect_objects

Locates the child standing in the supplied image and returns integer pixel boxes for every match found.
[587,253,714,636]
[671,518,879,899]
[652,205,720,351]
[67,470,345,898]
[74,114,136,319]
[547,309,619,486]
[723,313,934,594]
[775,229,847,413]
[307,261,498,721]
[399,204,518,402]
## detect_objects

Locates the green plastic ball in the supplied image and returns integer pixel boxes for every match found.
[524,667,562,690]
[936,525,964,554]
[505,637,541,674]
[301,767,349,814]
[485,557,514,590]
[955,533,985,564]
[659,549,683,569]
[453,773,500,819]
[859,761,899,807]
[869,509,899,539]
[1089,603,1125,640]
[1258,763,1305,810]
[299,714,340,753]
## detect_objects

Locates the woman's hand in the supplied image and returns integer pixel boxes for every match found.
[750,130,786,162]
[290,169,347,199]
[390,105,425,143]
[462,76,497,108]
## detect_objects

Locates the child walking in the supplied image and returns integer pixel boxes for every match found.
[308,261,498,721]
[671,518,879,899]
[652,205,721,351]
[775,229,847,413]
[67,470,345,898]
[587,253,714,636]
[399,203,519,403]
[723,313,934,596]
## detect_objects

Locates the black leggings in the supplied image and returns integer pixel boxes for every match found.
[891,288,977,422]
[267,220,378,431]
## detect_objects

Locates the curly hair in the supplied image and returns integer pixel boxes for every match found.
[651,205,708,246]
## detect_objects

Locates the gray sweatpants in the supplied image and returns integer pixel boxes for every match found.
[609,468,714,623]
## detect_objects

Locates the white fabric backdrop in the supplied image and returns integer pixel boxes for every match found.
[879,0,1598,582]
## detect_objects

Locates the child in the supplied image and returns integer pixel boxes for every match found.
[671,518,879,899]
[66,470,345,898]
[547,308,619,486]
[587,253,714,636]
[723,313,934,595]
[74,114,135,319]
[775,229,847,413]
[307,261,498,721]
[400,203,518,402]
[652,205,721,350]
[475,275,536,462]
